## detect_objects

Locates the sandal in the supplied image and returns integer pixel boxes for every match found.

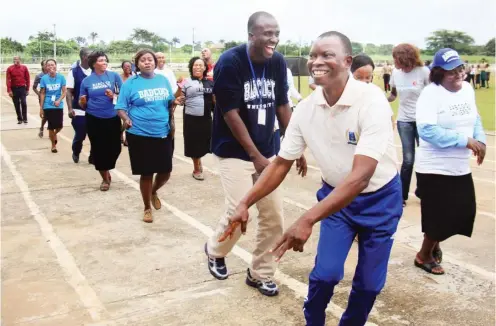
[151,193,161,210]
[143,209,153,223]
[433,248,443,264]
[51,148,58,153]
[100,180,110,191]
[414,256,445,275]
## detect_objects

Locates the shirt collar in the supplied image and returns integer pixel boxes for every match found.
[314,73,362,108]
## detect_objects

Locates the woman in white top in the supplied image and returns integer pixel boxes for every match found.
[388,43,430,206]
[414,48,486,275]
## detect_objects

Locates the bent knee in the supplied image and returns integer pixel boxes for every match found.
[310,265,344,285]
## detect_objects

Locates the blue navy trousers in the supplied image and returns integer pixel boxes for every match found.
[304,174,403,326]
[71,115,87,156]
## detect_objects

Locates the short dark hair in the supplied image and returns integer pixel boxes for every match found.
[188,56,208,79]
[351,54,375,73]
[121,60,132,69]
[134,49,157,73]
[40,60,45,68]
[247,11,275,33]
[317,31,352,56]
[79,47,91,59]
[429,67,448,85]
[45,58,57,66]
[87,50,108,71]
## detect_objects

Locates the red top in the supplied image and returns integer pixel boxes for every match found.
[6,64,30,92]
[206,63,215,81]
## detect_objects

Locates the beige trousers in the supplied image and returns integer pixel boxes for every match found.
[207,155,284,280]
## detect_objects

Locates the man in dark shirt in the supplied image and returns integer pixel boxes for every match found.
[32,60,48,137]
[66,48,92,164]
[6,56,30,124]
[204,11,306,297]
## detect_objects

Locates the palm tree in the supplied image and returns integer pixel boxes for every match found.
[172,37,180,48]
[130,28,155,44]
[89,32,98,45]
[74,36,87,46]
[150,35,168,50]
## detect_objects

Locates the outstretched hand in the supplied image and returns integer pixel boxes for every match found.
[218,202,249,242]
[270,217,313,262]
[296,155,307,177]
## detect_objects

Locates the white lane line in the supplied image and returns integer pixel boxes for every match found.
[1,144,109,323]
[173,153,496,282]
[13,109,378,326]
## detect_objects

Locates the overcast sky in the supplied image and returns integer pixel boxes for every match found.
[1,0,494,48]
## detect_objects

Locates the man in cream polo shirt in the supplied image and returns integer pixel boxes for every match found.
[220,31,402,325]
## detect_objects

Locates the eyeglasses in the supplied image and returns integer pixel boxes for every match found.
[446,65,465,76]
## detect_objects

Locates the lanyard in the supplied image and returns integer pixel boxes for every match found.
[246,46,265,108]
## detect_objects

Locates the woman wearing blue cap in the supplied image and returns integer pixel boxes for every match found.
[414,48,486,275]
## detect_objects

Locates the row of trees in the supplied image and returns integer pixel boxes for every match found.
[1,29,494,59]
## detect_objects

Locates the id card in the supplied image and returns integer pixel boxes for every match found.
[258,109,266,126]
[113,95,117,105]
[51,95,56,102]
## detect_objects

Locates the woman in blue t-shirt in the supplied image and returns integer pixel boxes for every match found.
[39,59,67,153]
[79,51,123,191]
[116,49,184,223]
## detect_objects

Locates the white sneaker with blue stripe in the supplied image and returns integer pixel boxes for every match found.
[245,268,279,296]
[204,243,228,280]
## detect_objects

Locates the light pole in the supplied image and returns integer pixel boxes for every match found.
[53,24,57,60]
[298,37,302,57]
[192,28,195,57]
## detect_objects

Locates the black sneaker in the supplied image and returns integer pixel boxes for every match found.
[245,268,279,296]
[17,121,22,124]
[23,120,28,124]
[72,154,79,163]
[204,243,228,280]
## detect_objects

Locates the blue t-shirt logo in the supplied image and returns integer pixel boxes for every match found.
[244,78,276,103]
[137,88,170,102]
[91,81,112,89]
[46,83,61,91]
